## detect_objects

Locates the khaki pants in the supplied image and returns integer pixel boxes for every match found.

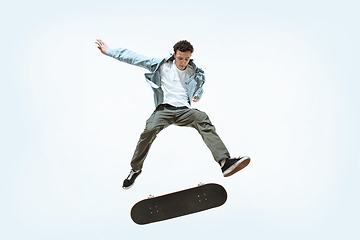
[130,104,230,170]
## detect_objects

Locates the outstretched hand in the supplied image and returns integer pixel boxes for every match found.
[193,96,200,102]
[95,39,109,54]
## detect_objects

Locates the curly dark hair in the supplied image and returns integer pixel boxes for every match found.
[173,40,194,53]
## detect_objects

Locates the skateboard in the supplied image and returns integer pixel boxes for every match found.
[130,183,227,225]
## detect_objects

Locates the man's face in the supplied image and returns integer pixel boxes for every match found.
[174,50,192,70]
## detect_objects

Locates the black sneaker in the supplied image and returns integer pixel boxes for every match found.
[123,169,142,190]
[221,156,250,177]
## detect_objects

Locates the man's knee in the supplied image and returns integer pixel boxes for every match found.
[142,125,164,136]
[194,110,210,122]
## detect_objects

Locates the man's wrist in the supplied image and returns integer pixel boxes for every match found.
[105,48,112,56]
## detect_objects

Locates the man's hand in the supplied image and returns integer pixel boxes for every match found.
[193,96,200,102]
[95,39,109,54]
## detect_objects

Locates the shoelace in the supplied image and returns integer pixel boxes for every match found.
[126,170,139,180]
[126,171,134,180]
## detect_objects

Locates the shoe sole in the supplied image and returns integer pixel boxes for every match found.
[223,157,250,177]
[122,184,133,190]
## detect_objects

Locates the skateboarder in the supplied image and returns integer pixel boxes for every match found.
[95,39,250,190]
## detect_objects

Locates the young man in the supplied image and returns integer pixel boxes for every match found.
[95,39,250,189]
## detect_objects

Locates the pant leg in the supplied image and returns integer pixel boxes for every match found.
[175,108,230,163]
[130,109,173,170]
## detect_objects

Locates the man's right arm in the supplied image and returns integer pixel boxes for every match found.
[95,39,161,72]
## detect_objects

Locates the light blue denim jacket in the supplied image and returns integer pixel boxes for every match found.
[106,48,205,108]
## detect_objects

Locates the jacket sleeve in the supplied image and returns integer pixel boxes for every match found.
[194,68,205,100]
[105,48,161,72]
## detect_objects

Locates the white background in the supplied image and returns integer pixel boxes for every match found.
[1,0,359,239]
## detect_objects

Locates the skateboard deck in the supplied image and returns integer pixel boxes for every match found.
[130,183,227,225]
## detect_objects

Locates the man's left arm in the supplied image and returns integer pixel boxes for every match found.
[193,68,205,101]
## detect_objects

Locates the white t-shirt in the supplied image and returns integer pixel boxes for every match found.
[159,60,194,108]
